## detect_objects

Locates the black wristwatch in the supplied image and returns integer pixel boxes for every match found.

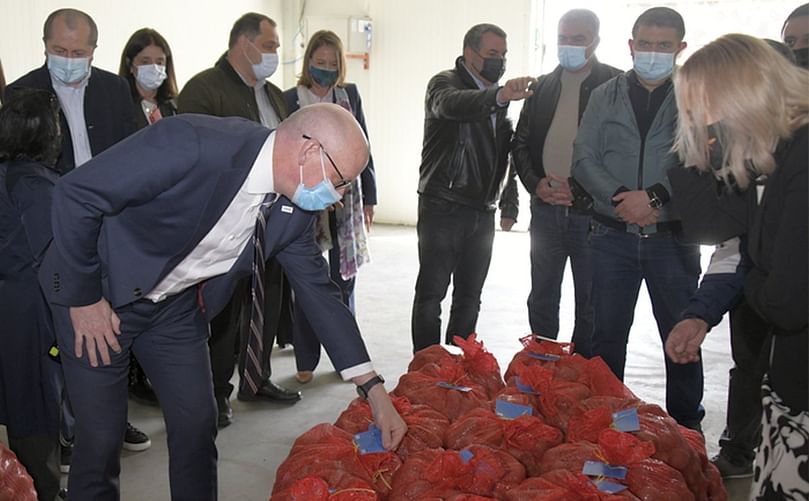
[356,375,385,399]
[647,190,663,209]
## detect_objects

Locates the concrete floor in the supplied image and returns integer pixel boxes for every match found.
[3,224,753,500]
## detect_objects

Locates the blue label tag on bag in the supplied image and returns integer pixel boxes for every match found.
[593,479,628,494]
[612,408,641,432]
[514,377,539,395]
[437,381,472,392]
[459,448,474,464]
[582,461,627,480]
[526,352,561,361]
[495,399,533,419]
[353,424,385,454]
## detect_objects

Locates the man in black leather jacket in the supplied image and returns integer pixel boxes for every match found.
[411,23,534,352]
[510,9,621,357]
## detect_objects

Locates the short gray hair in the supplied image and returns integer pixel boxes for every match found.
[463,23,507,51]
[559,9,600,36]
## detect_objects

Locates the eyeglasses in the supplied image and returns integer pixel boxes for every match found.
[302,134,350,190]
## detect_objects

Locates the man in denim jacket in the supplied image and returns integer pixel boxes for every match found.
[571,6,703,430]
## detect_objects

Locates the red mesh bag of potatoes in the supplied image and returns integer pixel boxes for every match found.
[633,405,709,500]
[334,396,449,460]
[598,429,694,501]
[408,344,458,373]
[505,470,639,501]
[503,337,574,381]
[273,424,401,500]
[388,446,525,501]
[392,364,489,422]
[411,335,504,399]
[679,426,728,501]
[270,476,379,501]
[537,441,602,475]
[0,444,37,501]
[445,408,562,476]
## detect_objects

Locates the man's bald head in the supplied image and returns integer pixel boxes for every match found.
[273,103,369,200]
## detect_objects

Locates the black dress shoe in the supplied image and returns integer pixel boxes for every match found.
[216,396,233,429]
[237,379,301,403]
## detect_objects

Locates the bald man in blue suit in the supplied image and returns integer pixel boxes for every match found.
[39,104,406,500]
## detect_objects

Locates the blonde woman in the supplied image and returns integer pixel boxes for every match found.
[283,30,375,383]
[669,34,808,499]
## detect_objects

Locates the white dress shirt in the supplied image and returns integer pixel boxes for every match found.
[145,126,373,380]
[146,132,276,302]
[51,71,93,167]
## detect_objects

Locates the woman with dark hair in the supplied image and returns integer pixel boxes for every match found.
[0,88,64,501]
[118,28,178,129]
[283,30,376,384]
[118,28,178,407]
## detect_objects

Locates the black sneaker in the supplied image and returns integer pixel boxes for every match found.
[710,453,753,479]
[59,440,72,474]
[123,422,151,452]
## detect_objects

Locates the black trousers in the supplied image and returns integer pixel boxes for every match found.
[719,299,772,463]
[7,433,60,501]
[209,257,293,398]
[411,196,495,352]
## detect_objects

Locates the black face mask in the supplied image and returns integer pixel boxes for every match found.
[706,122,725,171]
[476,53,506,83]
[793,47,809,69]
[707,122,756,189]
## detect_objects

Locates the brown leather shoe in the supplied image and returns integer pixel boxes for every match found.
[295,371,314,384]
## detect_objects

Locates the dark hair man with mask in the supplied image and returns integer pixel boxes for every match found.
[178,12,299,429]
[782,3,809,68]
[510,9,621,357]
[572,7,704,431]
[411,23,535,352]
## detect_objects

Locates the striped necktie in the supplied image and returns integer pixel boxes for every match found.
[242,194,276,394]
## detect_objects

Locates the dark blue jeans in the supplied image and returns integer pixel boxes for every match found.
[52,289,218,500]
[411,196,495,352]
[589,222,704,427]
[528,200,594,356]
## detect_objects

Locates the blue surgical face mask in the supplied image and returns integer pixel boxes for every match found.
[291,148,342,211]
[633,50,675,82]
[557,44,589,71]
[309,66,338,88]
[47,53,90,84]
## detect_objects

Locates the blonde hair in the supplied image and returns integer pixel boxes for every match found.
[298,30,346,88]
[673,33,809,188]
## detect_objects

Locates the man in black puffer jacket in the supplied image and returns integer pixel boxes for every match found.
[411,23,534,352]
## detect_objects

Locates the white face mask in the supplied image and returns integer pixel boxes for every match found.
[135,64,167,91]
[245,41,278,80]
[47,53,90,84]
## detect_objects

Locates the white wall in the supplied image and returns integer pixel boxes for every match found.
[366,0,534,225]
[0,0,286,97]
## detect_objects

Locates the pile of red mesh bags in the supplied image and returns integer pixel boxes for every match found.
[0,443,37,501]
[271,335,727,501]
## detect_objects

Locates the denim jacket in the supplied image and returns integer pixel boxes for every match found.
[572,71,682,233]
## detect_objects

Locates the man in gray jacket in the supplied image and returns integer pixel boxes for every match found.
[571,6,703,430]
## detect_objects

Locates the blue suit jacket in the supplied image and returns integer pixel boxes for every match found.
[39,114,371,371]
[5,65,136,175]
